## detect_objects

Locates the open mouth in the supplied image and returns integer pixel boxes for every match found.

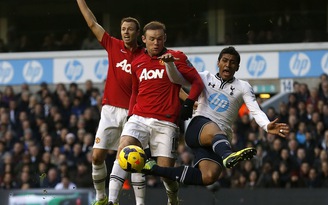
[223,69,230,74]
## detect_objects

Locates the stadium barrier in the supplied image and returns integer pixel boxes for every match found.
[1,187,328,205]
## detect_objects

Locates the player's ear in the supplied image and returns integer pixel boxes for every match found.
[236,65,239,71]
[142,35,146,43]
[164,34,167,42]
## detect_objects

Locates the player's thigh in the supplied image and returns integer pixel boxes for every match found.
[185,116,223,147]
[120,115,150,155]
[93,105,127,151]
[149,120,179,159]
[198,160,222,185]
[199,122,224,146]
[119,135,143,150]
[117,135,143,159]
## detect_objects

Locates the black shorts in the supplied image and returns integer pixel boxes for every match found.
[185,116,223,168]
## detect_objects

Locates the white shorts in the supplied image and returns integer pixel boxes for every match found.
[121,115,179,158]
[93,105,128,151]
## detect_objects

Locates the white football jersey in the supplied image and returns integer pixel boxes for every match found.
[194,71,270,139]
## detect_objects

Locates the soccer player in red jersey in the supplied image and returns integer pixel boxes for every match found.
[76,0,145,205]
[115,21,204,205]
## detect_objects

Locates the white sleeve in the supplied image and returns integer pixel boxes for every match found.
[243,83,270,132]
[165,62,190,86]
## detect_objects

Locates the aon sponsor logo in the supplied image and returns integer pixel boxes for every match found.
[116,59,132,74]
[139,68,164,82]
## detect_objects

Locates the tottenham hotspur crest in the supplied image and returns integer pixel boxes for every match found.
[230,86,235,96]
[208,82,215,88]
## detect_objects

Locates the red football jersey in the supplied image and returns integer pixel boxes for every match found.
[129,48,203,124]
[100,32,144,109]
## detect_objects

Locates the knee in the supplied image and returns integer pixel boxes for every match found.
[92,149,106,165]
[202,171,220,186]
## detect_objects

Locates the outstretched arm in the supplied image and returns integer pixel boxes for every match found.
[166,62,190,86]
[160,53,203,120]
[243,83,290,137]
[76,0,105,42]
[159,53,203,101]
[160,54,190,86]
[267,118,290,137]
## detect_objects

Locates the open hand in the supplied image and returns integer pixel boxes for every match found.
[267,118,290,137]
[158,53,180,63]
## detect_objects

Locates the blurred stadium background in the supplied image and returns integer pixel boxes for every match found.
[1,0,328,204]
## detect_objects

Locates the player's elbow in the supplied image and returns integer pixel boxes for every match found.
[88,22,97,30]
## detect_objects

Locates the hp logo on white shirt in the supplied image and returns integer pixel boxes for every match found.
[208,93,229,112]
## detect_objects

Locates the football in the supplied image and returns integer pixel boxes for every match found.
[118,145,146,173]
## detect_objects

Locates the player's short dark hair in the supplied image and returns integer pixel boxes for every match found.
[121,17,140,31]
[143,21,166,34]
[218,46,241,64]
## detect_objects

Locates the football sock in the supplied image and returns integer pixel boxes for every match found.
[152,165,203,185]
[212,134,232,159]
[92,162,107,200]
[131,173,146,205]
[108,160,128,203]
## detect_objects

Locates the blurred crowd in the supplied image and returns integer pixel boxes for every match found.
[0,80,104,190]
[0,5,327,53]
[0,73,328,191]
[0,27,325,54]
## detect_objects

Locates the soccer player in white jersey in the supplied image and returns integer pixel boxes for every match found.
[142,46,290,186]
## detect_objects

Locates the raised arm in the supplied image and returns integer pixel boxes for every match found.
[76,0,105,42]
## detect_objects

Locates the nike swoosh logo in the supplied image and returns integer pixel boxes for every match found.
[120,49,127,53]
[137,63,145,68]
[137,187,144,189]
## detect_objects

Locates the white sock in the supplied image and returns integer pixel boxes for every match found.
[108,160,128,203]
[163,179,179,204]
[92,162,107,200]
[131,173,146,205]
